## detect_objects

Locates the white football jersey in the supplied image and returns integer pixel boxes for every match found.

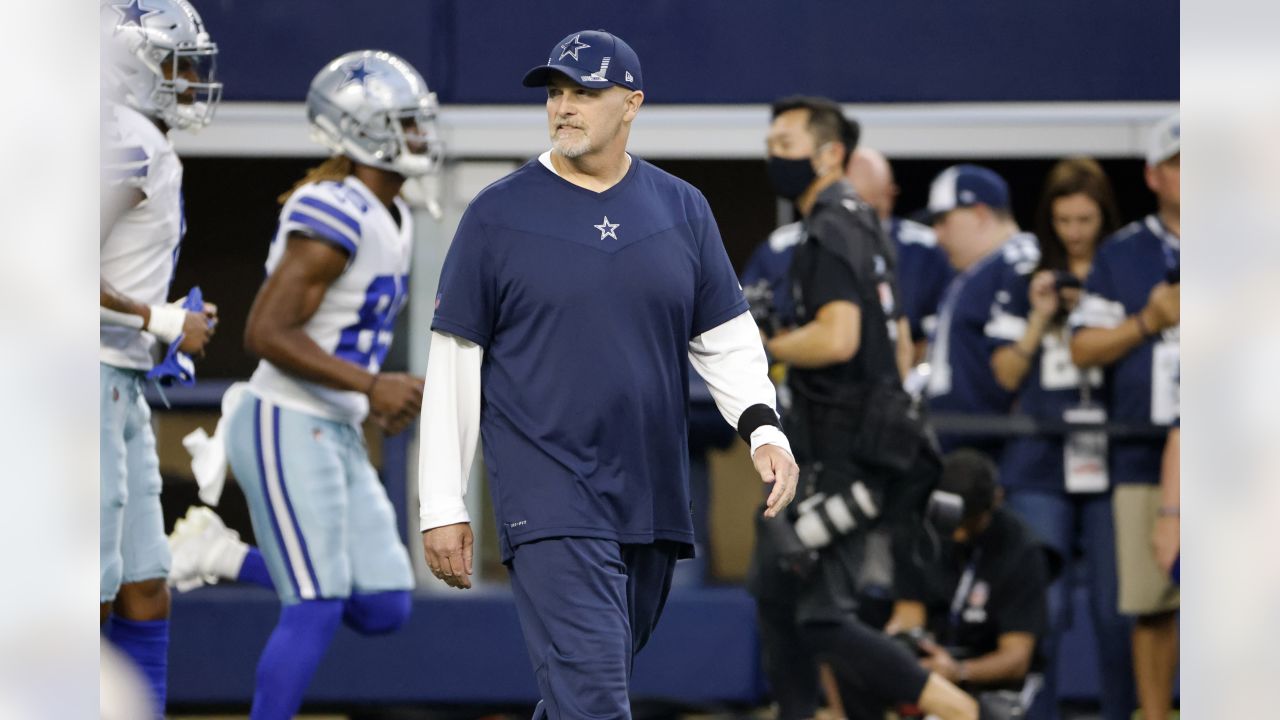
[100,103,185,370]
[249,176,414,424]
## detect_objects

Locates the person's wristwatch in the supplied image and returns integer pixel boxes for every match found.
[1158,505,1180,518]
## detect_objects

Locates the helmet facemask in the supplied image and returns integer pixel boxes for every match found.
[152,45,222,130]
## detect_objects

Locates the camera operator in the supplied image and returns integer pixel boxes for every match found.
[750,95,989,720]
[892,450,1051,714]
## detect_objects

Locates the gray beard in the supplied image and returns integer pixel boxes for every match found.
[552,134,591,158]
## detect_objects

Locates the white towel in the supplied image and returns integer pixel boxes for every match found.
[182,382,249,506]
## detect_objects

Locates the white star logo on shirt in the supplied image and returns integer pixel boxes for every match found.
[594,216,620,241]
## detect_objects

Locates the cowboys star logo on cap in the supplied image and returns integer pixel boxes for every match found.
[558,34,591,62]
[524,29,644,92]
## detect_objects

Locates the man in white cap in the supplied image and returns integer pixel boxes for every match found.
[1070,112,1180,719]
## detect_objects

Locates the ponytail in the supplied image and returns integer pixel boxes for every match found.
[277,155,355,205]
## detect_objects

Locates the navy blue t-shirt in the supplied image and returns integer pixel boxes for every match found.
[989,273,1104,492]
[1070,215,1180,484]
[889,217,954,343]
[926,233,1039,455]
[432,156,748,560]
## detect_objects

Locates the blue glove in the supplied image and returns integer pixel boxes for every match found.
[146,286,204,387]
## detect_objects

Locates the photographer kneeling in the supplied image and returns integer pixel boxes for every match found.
[891,450,1051,717]
[750,95,996,720]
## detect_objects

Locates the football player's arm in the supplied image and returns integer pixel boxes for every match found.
[244,233,422,430]
[689,310,798,519]
[100,185,217,348]
[99,185,149,323]
[419,330,482,589]
[244,234,369,389]
[766,300,860,368]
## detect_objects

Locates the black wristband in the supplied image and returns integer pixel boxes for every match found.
[737,403,781,444]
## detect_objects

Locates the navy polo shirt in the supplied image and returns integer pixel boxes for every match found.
[432,156,748,561]
[1070,216,1180,484]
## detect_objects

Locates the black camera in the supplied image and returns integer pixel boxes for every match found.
[1052,271,1082,292]
[890,627,934,658]
[743,279,782,338]
[762,473,965,577]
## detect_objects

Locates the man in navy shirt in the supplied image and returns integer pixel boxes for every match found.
[924,165,1039,458]
[417,30,798,719]
[1071,113,1180,720]
[846,147,954,365]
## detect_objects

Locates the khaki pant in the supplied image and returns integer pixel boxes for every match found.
[1114,484,1180,615]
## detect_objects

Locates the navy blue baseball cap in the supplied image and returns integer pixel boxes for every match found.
[522,30,643,91]
[926,164,1011,222]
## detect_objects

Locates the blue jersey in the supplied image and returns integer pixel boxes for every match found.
[740,221,801,325]
[889,217,954,343]
[926,233,1039,454]
[989,273,1103,491]
[432,155,748,561]
[1070,215,1179,483]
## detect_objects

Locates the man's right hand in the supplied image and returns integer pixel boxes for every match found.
[368,373,425,435]
[422,522,474,589]
[177,304,219,356]
[1143,281,1180,332]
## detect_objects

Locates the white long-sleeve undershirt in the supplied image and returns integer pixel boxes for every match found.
[417,310,791,531]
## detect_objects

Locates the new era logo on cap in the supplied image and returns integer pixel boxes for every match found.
[522,29,643,91]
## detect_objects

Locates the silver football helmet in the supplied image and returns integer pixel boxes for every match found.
[307,50,442,177]
[101,0,222,131]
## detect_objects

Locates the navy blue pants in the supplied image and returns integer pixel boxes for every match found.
[509,537,679,720]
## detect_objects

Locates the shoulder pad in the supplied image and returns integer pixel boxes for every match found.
[281,180,368,253]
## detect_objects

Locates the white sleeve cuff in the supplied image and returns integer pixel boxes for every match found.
[750,425,793,459]
[420,504,472,532]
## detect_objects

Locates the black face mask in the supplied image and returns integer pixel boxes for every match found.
[766,155,817,201]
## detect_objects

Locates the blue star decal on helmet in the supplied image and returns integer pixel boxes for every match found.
[559,34,591,62]
[111,0,158,30]
[338,60,377,89]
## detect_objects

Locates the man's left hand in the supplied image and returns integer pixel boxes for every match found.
[753,444,798,518]
[919,638,961,682]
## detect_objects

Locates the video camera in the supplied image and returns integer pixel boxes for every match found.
[760,468,964,577]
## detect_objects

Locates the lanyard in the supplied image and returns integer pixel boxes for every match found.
[1144,215,1180,271]
[948,547,982,642]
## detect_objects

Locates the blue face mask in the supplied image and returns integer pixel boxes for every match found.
[766,155,817,202]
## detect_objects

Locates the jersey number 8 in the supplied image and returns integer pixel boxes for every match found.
[335,274,408,371]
